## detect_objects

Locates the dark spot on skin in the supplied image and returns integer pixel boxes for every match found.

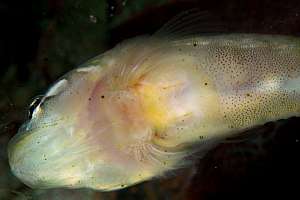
[154,131,166,139]
[178,48,182,51]
[246,93,251,97]
[88,97,91,101]
[204,82,208,86]
[193,43,197,47]
[121,184,125,187]
[101,95,105,99]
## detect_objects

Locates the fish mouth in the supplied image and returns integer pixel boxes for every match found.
[7,122,70,189]
[7,123,43,187]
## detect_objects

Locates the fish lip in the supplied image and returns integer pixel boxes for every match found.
[7,121,36,182]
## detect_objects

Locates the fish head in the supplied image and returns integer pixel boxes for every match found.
[7,54,158,191]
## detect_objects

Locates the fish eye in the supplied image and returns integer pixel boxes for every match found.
[28,95,44,120]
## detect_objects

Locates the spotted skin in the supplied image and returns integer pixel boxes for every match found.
[8,34,300,191]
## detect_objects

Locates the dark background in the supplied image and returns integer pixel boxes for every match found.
[0,0,299,199]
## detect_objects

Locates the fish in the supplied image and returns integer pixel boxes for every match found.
[7,10,300,191]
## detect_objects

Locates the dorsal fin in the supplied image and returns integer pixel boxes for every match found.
[153,9,227,40]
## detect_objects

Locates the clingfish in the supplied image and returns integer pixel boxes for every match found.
[8,11,300,191]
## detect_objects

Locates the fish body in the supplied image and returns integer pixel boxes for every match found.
[8,14,300,191]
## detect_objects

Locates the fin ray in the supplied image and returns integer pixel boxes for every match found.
[154,9,227,40]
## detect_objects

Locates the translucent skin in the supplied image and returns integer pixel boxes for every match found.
[8,34,300,191]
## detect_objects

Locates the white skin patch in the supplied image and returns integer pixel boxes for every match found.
[76,65,99,73]
[284,76,300,92]
[257,78,281,92]
[45,79,68,97]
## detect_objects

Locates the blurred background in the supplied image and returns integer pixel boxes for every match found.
[0,0,299,199]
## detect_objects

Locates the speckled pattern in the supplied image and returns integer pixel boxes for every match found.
[1,0,300,199]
